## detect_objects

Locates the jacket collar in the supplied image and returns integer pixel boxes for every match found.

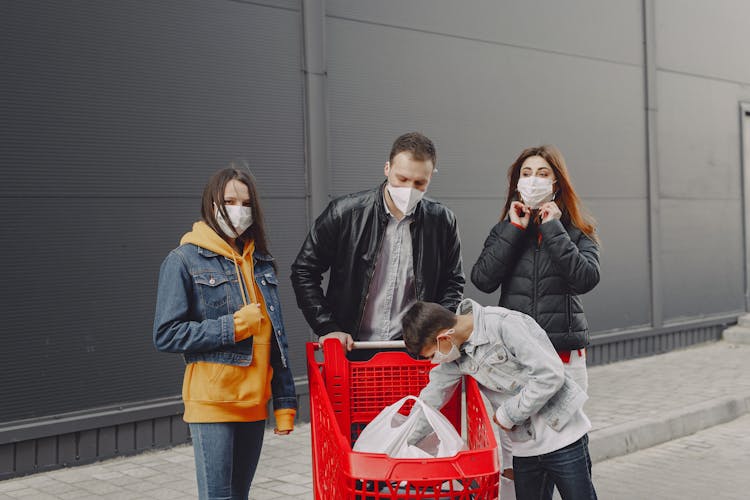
[457,298,490,354]
[196,246,274,262]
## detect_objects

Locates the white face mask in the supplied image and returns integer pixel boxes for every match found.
[517,176,555,209]
[432,329,461,364]
[387,184,425,215]
[215,204,253,238]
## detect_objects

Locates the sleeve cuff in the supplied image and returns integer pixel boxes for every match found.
[495,406,515,430]
[314,322,341,338]
[510,221,526,231]
[233,305,262,343]
[274,409,296,431]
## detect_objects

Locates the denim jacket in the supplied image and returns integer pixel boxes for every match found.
[419,299,587,442]
[153,243,297,411]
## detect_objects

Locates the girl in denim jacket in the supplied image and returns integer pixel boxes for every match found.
[154,164,296,500]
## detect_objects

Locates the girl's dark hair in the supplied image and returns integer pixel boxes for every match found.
[502,145,599,244]
[201,161,274,262]
[402,301,457,356]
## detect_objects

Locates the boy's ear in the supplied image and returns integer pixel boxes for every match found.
[436,328,456,341]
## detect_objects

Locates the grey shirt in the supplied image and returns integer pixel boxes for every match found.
[358,197,416,341]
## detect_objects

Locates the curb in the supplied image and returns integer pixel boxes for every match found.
[588,393,750,463]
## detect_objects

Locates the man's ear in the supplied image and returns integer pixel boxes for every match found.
[384,161,391,177]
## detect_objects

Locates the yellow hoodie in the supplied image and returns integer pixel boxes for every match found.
[178,222,295,431]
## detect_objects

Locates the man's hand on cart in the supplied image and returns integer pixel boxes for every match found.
[319,331,354,351]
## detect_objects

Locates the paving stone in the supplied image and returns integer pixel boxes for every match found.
[2,342,749,500]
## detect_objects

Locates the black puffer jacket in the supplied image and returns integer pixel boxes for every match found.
[471,218,600,350]
[291,183,465,338]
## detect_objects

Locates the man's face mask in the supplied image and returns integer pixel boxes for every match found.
[387,184,425,215]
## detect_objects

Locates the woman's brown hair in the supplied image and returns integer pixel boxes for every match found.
[201,161,274,261]
[502,145,599,243]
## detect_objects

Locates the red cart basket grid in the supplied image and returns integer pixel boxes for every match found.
[306,339,500,499]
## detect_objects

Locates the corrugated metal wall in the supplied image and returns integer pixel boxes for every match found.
[2,0,749,479]
[0,0,308,423]
[325,0,651,332]
[654,0,748,320]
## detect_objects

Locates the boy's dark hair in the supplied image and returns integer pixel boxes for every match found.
[389,132,437,167]
[402,301,457,356]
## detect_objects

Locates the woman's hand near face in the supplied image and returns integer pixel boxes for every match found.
[540,201,562,224]
[509,201,531,228]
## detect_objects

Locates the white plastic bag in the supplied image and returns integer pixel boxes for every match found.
[353,395,467,458]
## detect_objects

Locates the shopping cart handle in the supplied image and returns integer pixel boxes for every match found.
[351,340,406,350]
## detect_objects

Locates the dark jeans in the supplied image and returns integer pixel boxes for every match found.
[513,434,597,500]
[189,421,266,500]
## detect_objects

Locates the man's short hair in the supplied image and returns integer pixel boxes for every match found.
[402,301,457,356]
[389,132,437,167]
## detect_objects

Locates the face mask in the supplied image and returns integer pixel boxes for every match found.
[387,184,425,215]
[215,204,253,238]
[517,176,555,209]
[432,329,461,364]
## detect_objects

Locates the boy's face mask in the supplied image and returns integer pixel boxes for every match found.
[431,329,461,364]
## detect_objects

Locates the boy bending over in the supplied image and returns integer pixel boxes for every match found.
[402,299,597,500]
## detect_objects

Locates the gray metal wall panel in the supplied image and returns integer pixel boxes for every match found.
[582,199,652,331]
[660,199,744,319]
[262,197,312,377]
[656,73,748,320]
[326,17,647,200]
[326,0,643,66]
[326,14,650,334]
[657,73,746,200]
[655,0,750,84]
[0,0,307,423]
[0,0,305,197]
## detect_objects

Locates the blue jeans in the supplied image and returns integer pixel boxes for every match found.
[512,434,597,500]
[190,421,266,500]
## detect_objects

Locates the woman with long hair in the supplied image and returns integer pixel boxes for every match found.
[472,145,600,388]
[153,163,296,499]
[471,145,600,499]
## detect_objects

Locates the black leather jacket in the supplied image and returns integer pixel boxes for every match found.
[470,218,600,350]
[291,183,465,338]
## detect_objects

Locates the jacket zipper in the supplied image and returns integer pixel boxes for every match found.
[354,221,387,335]
[566,294,572,333]
[412,218,421,300]
[532,242,539,319]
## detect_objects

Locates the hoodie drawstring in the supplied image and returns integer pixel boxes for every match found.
[233,257,248,306]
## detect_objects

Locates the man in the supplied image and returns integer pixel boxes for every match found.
[290,132,464,357]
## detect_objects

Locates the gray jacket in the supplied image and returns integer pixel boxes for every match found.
[418,299,587,443]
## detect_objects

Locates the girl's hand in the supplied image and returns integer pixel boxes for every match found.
[509,201,531,228]
[539,201,561,224]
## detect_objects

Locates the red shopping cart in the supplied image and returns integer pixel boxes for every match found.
[306,339,500,499]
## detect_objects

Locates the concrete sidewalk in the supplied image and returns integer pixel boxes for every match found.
[1,340,749,499]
